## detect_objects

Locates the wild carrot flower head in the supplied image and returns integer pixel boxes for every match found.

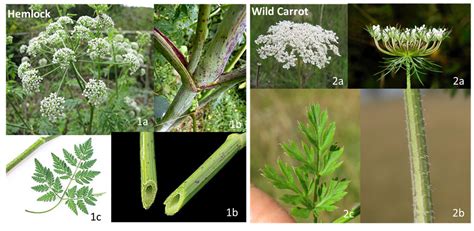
[367,24,449,85]
[255,20,340,69]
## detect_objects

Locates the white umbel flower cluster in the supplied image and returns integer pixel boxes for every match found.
[367,25,449,56]
[52,48,76,69]
[18,62,43,94]
[87,38,111,60]
[40,92,65,122]
[82,79,109,106]
[255,20,340,69]
[95,14,114,31]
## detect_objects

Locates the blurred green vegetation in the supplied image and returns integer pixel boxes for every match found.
[250,4,348,89]
[153,5,246,132]
[349,4,471,88]
[361,90,470,222]
[251,89,360,222]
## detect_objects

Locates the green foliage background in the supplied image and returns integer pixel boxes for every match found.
[153,5,246,132]
[251,89,360,222]
[250,5,348,89]
[349,4,471,88]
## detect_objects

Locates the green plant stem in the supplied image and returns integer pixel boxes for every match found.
[164,133,246,215]
[72,63,85,91]
[6,135,59,173]
[188,5,211,74]
[404,64,433,223]
[332,204,361,223]
[87,105,95,135]
[224,33,247,73]
[140,132,157,210]
[156,5,245,132]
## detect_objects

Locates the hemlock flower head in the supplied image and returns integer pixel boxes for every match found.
[57,16,74,26]
[83,79,108,106]
[21,56,30,63]
[40,92,66,122]
[123,53,142,74]
[45,22,64,34]
[18,61,32,78]
[87,38,111,60]
[95,14,114,31]
[22,69,43,94]
[367,24,450,85]
[39,58,48,66]
[73,25,92,40]
[77,16,96,29]
[255,20,340,69]
[52,48,76,69]
[20,45,28,54]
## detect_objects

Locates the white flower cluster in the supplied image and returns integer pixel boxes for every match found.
[87,38,111,60]
[367,25,449,56]
[255,20,340,69]
[95,14,114,31]
[18,61,43,94]
[82,79,109,106]
[113,39,144,74]
[52,48,76,69]
[40,92,65,122]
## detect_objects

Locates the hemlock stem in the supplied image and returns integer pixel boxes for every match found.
[163,133,246,215]
[140,132,157,210]
[6,135,59,173]
[404,62,433,223]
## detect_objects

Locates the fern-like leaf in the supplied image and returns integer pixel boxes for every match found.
[75,170,100,185]
[75,138,93,161]
[52,153,72,178]
[261,104,350,222]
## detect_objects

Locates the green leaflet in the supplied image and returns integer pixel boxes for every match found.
[261,104,352,222]
[27,138,102,215]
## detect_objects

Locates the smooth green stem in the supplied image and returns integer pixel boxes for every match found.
[164,133,246,215]
[188,5,211,74]
[6,135,59,173]
[404,66,433,222]
[140,132,157,210]
[87,105,94,135]
[72,63,85,91]
[406,60,411,89]
[332,204,361,223]
[224,33,247,73]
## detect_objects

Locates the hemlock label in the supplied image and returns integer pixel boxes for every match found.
[7,9,51,18]
[251,7,309,16]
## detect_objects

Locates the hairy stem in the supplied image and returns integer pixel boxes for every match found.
[6,135,59,173]
[404,64,433,222]
[164,133,246,215]
[332,204,361,223]
[140,132,157,210]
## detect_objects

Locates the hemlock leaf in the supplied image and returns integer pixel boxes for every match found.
[37,191,56,202]
[52,153,72,178]
[63,149,77,166]
[28,138,102,216]
[261,104,350,222]
[31,184,49,192]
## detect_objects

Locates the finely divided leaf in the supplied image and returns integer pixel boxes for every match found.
[37,191,56,202]
[75,170,100,185]
[52,153,72,178]
[67,199,78,215]
[75,138,93,161]
[63,148,77,166]
[314,179,350,213]
[31,184,49,192]
[79,159,97,170]
[290,207,311,219]
[32,159,54,185]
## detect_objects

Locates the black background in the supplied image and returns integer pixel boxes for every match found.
[111,132,246,222]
